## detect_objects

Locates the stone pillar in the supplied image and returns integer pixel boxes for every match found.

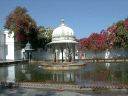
[54,49,57,62]
[4,30,15,60]
[73,46,75,61]
[61,49,64,63]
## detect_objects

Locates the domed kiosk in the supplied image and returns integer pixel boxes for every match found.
[50,19,77,62]
[42,19,85,70]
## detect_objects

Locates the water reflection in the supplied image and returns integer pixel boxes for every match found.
[105,62,110,69]
[0,66,8,81]
[0,63,128,84]
[7,66,15,82]
[0,65,16,82]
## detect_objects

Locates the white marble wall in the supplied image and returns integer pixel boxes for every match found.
[4,30,15,60]
[0,33,6,60]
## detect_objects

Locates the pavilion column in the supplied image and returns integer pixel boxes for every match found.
[61,49,64,63]
[54,51,56,62]
[54,49,57,62]
[73,46,75,61]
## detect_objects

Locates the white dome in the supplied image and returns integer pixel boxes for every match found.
[52,19,76,42]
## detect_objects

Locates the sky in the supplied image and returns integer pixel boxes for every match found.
[0,0,128,39]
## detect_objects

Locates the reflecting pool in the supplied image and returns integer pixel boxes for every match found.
[0,62,128,95]
[0,62,128,84]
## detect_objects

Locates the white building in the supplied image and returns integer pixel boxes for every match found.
[0,30,16,82]
[4,30,15,60]
[48,19,78,62]
[0,29,22,61]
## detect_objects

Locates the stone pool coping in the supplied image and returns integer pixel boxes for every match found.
[1,81,128,91]
[0,60,28,65]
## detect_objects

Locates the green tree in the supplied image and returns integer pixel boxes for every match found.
[4,6,38,49]
[115,21,128,48]
[37,26,53,49]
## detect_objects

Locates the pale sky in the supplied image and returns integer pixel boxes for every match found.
[0,0,128,39]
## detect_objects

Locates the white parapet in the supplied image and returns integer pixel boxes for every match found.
[4,30,14,60]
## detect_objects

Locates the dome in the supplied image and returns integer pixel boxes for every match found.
[52,19,76,42]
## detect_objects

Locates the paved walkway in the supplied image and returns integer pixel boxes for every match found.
[0,87,128,96]
[1,81,128,96]
[0,88,86,96]
[1,81,128,90]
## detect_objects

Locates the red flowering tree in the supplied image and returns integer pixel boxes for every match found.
[79,32,108,52]
[106,24,117,49]
[79,38,89,51]
[79,17,128,52]
[106,18,128,48]
[124,18,128,31]
[4,6,38,49]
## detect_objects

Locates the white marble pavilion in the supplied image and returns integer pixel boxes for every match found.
[48,19,78,62]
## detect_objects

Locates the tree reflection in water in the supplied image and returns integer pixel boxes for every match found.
[0,62,128,85]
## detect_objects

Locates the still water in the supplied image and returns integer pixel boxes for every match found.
[0,62,128,96]
[0,62,128,84]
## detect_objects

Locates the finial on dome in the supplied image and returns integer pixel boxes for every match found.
[61,19,65,26]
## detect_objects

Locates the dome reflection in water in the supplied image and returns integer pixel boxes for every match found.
[0,62,128,85]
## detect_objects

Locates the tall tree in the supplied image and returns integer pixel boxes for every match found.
[4,6,38,49]
[115,20,128,48]
[37,26,53,49]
